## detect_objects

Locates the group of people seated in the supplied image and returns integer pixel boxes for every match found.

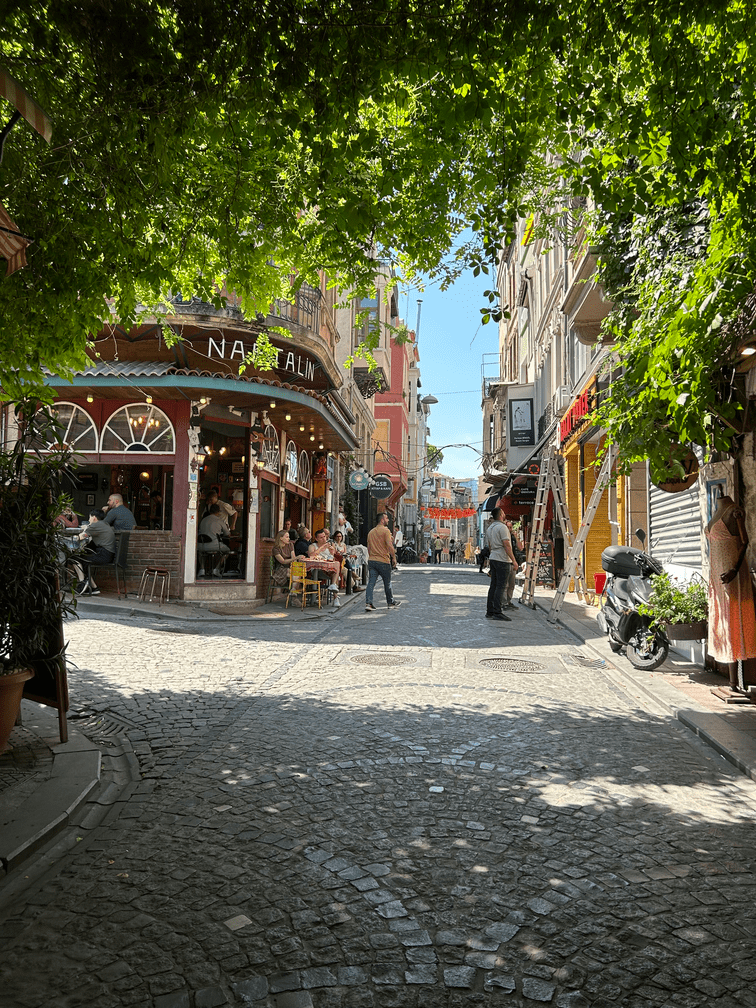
[56,493,136,596]
[270,521,364,600]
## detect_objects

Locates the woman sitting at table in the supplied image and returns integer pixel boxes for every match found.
[271,529,295,591]
[309,528,340,598]
[331,529,364,591]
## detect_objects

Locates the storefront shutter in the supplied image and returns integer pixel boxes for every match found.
[648,483,702,573]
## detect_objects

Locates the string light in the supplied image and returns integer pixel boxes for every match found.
[86,394,94,403]
[145,395,153,404]
[285,413,292,421]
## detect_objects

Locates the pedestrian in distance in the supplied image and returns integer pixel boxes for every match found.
[433,535,443,564]
[485,507,517,621]
[448,538,456,563]
[365,513,402,611]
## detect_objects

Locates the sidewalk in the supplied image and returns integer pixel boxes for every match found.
[72,581,366,623]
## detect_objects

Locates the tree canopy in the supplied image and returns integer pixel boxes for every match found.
[2,0,756,474]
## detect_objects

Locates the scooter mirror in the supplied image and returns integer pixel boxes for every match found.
[635,528,646,545]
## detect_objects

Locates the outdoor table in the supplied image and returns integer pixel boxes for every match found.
[303,558,341,579]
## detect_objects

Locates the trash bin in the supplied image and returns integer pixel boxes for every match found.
[594,572,607,596]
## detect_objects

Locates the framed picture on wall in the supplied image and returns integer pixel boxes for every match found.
[86,494,95,506]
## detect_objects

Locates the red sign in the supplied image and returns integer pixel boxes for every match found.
[560,379,597,445]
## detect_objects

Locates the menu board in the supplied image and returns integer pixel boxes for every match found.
[536,540,555,589]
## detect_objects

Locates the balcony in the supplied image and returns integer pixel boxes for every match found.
[268,282,321,334]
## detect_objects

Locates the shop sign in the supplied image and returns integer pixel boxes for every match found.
[207,335,316,384]
[370,473,394,499]
[509,398,535,446]
[511,484,537,503]
[652,451,699,493]
[560,379,597,445]
[349,470,370,490]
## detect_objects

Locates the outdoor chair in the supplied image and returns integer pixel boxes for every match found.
[85,530,130,599]
[286,559,322,610]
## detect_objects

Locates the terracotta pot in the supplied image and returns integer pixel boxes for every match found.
[662,620,707,641]
[0,669,34,752]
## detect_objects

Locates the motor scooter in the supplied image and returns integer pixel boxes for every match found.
[596,529,669,670]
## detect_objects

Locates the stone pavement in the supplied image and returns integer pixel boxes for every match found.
[2,565,756,1008]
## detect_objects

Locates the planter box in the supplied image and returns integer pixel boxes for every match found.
[663,620,707,641]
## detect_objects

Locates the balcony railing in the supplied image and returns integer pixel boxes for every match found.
[269,282,321,333]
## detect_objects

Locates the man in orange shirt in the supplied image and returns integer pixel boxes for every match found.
[365,513,402,611]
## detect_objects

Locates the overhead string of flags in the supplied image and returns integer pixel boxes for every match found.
[421,507,477,519]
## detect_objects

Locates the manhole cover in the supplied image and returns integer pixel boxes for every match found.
[350,654,418,666]
[478,657,547,672]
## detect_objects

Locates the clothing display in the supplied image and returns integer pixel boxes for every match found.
[706,500,756,667]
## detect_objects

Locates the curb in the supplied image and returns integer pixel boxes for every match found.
[0,704,100,875]
[533,597,756,784]
[74,586,366,624]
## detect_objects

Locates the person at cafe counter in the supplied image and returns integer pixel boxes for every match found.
[202,488,237,531]
[103,493,136,530]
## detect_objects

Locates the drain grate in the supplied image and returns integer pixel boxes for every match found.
[478,657,547,673]
[350,654,418,667]
[561,652,607,669]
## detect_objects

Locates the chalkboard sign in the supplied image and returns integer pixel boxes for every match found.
[536,540,555,589]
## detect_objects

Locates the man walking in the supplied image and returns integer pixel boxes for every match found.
[485,507,516,621]
[365,513,402,611]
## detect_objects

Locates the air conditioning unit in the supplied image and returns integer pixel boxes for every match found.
[553,386,572,416]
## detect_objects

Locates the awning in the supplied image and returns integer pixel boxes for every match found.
[482,491,501,512]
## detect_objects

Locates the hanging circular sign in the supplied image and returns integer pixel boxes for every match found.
[652,451,700,494]
[370,473,394,499]
[349,470,370,490]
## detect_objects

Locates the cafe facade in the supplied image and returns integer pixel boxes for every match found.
[43,293,359,601]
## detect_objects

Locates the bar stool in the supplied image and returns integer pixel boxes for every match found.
[138,567,171,605]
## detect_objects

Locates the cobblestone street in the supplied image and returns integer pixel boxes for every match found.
[3,565,756,1008]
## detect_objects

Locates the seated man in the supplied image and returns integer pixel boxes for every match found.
[70,509,116,595]
[197,504,231,577]
[308,528,340,599]
[294,525,312,556]
[103,493,136,530]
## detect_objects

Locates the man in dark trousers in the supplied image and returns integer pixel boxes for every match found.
[485,507,516,621]
[365,513,402,611]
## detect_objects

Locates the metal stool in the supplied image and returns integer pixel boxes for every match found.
[138,567,171,605]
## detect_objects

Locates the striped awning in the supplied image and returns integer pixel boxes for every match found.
[0,201,30,276]
[0,68,52,142]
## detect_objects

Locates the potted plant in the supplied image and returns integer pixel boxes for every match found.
[637,571,708,640]
[0,403,78,751]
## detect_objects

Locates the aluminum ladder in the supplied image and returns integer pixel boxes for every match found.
[547,444,616,623]
[520,444,587,607]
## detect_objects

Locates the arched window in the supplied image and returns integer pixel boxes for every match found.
[298,450,310,488]
[100,403,175,453]
[262,424,280,475]
[44,402,97,451]
[285,440,298,484]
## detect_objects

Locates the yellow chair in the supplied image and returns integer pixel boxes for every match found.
[286,559,322,610]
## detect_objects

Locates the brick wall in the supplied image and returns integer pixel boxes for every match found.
[93,531,183,598]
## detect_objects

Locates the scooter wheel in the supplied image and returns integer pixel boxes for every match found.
[627,634,669,671]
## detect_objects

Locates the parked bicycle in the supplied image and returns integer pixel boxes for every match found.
[396,541,418,564]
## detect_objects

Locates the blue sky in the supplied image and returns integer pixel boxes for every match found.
[398,269,499,480]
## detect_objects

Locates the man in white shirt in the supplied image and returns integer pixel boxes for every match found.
[197,504,231,577]
[485,507,517,621]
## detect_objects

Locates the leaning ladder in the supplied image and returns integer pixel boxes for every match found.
[547,444,616,623]
[520,449,556,608]
[520,444,587,607]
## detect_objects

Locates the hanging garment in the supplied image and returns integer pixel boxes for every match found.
[706,508,756,663]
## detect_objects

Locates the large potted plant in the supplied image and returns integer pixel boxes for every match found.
[0,403,77,751]
[637,572,708,640]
